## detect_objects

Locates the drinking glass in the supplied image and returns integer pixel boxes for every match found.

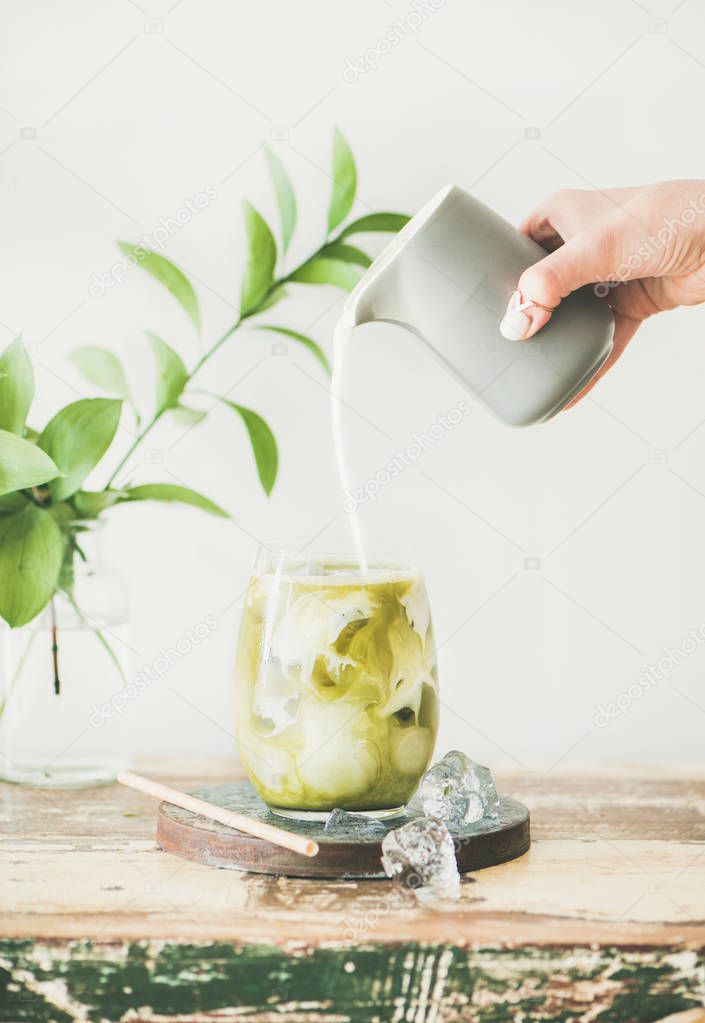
[234,541,439,819]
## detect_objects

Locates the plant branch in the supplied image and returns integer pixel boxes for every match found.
[50,598,60,695]
[102,225,352,492]
[104,410,163,489]
[187,319,242,382]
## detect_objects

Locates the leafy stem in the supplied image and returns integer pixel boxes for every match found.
[102,317,241,488]
[102,218,358,492]
[103,409,163,489]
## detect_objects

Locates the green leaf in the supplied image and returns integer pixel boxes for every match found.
[256,286,286,313]
[240,201,277,316]
[170,404,208,428]
[265,147,297,252]
[57,534,77,591]
[0,505,65,627]
[339,212,410,238]
[121,483,228,518]
[257,325,331,376]
[70,346,132,401]
[258,285,288,313]
[0,492,28,514]
[220,400,278,495]
[49,502,77,525]
[321,242,371,268]
[0,338,34,435]
[290,257,361,292]
[147,332,189,414]
[72,489,127,518]
[38,398,122,501]
[327,128,357,234]
[117,242,201,332]
[0,429,62,497]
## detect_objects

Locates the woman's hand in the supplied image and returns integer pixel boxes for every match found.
[499,181,705,400]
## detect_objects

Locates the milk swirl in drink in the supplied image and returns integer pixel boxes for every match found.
[234,552,438,817]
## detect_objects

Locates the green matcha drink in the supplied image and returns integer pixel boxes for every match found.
[235,555,438,818]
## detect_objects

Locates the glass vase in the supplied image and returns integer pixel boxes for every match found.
[0,521,132,788]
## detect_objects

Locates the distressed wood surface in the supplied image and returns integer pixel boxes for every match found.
[2,761,705,1022]
[156,782,530,877]
[1,760,704,947]
[1,941,704,1022]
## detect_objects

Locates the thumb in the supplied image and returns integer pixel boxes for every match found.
[499,230,611,340]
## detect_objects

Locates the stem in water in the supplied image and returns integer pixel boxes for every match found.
[50,598,61,696]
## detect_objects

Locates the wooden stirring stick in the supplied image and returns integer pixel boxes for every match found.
[117,770,319,858]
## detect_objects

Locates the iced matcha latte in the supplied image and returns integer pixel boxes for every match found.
[235,551,438,818]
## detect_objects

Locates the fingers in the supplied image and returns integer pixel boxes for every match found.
[506,187,652,341]
[519,186,641,246]
[518,213,562,249]
[500,230,613,340]
[499,289,555,340]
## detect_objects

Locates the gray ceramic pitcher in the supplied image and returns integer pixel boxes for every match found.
[343,185,614,427]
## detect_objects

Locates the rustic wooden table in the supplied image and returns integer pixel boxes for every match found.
[1,760,704,1022]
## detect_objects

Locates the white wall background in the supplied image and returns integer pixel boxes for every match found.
[2,0,705,769]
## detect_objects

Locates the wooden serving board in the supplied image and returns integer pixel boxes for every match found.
[156,780,530,877]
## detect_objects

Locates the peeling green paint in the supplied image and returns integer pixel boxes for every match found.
[595,961,702,1023]
[0,940,703,1022]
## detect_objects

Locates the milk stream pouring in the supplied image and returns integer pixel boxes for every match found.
[337,184,614,428]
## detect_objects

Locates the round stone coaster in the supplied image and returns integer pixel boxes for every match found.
[156,781,530,878]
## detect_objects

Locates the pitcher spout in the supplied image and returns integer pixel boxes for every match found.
[343,184,460,328]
